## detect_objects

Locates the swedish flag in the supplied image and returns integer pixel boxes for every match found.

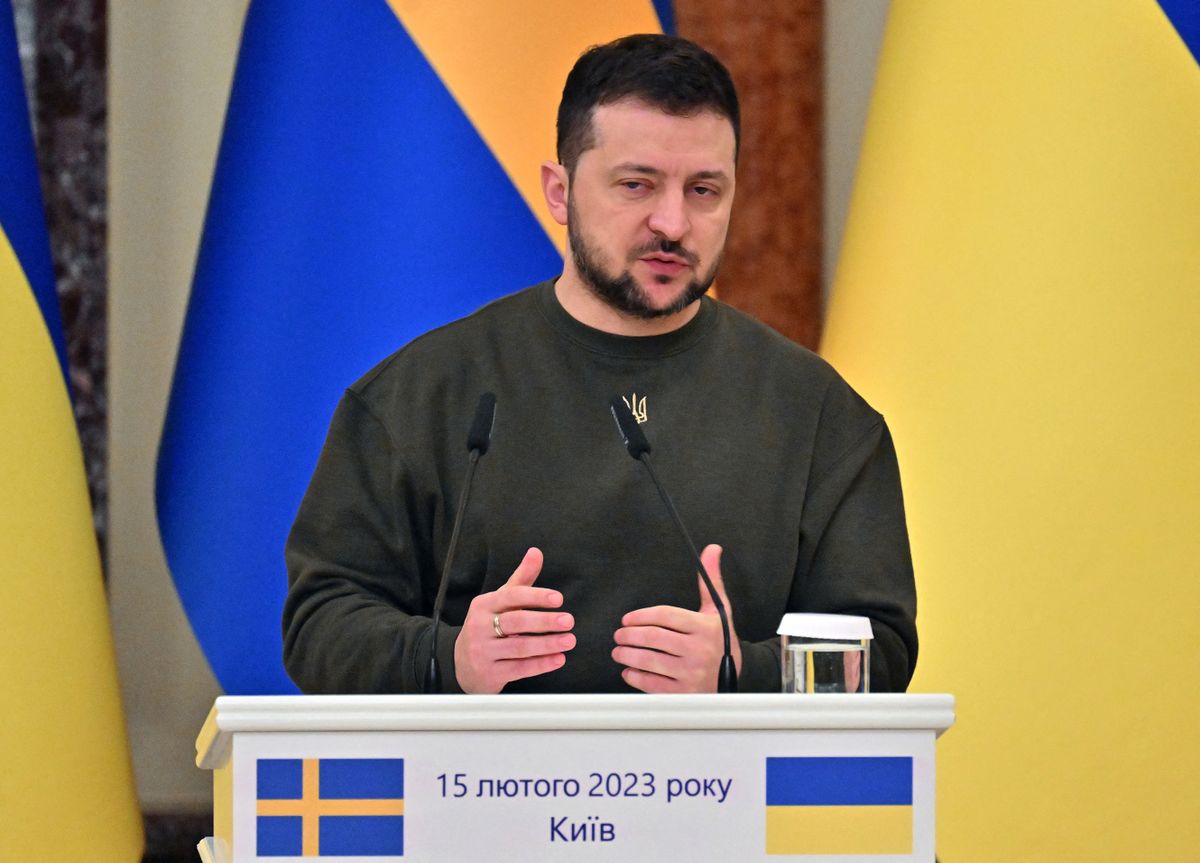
[257,758,406,857]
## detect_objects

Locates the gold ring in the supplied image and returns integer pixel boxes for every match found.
[492,613,507,638]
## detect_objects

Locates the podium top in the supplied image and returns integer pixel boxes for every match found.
[196,693,954,770]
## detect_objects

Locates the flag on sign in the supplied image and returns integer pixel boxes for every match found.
[764,757,913,856]
[257,758,406,857]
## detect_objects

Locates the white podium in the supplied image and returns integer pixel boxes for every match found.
[196,694,954,862]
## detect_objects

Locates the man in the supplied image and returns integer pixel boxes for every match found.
[283,34,917,695]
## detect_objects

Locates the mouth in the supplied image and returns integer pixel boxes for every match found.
[638,253,692,277]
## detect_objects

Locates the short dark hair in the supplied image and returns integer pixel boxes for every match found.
[556,34,740,175]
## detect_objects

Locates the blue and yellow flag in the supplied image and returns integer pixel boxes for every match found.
[257,758,405,857]
[156,0,673,695]
[0,1,142,858]
[824,1,1200,859]
[765,757,913,856]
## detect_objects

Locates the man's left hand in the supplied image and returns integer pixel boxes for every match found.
[612,544,742,693]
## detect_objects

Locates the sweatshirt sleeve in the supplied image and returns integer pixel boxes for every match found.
[720,378,918,694]
[788,409,919,692]
[282,390,463,694]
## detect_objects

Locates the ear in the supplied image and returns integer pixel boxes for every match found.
[540,160,570,227]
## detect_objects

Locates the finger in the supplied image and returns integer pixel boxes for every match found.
[613,624,689,657]
[612,644,682,679]
[621,666,688,694]
[621,605,700,632]
[494,632,576,661]
[497,610,574,635]
[504,547,544,588]
[497,652,567,684]
[697,544,727,613]
[490,584,563,611]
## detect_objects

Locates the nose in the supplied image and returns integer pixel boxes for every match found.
[646,189,689,241]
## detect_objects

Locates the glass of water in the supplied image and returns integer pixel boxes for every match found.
[778,614,873,693]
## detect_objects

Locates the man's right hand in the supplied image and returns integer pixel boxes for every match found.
[453,547,575,693]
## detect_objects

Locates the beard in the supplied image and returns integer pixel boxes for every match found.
[567,198,720,320]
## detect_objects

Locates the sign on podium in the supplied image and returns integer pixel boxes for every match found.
[195,693,953,862]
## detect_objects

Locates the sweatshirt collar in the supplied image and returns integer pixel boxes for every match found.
[536,279,715,359]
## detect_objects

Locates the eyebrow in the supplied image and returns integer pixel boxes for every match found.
[612,163,663,176]
[611,163,731,183]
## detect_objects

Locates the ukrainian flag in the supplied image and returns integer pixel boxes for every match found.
[0,0,142,858]
[765,757,913,856]
[257,758,405,857]
[157,0,674,695]
[823,1,1200,859]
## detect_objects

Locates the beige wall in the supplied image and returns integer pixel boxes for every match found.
[108,1,248,811]
[105,1,889,810]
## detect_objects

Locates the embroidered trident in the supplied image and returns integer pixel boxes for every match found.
[622,393,648,424]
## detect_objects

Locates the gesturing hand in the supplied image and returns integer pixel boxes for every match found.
[454,547,575,693]
[611,544,741,693]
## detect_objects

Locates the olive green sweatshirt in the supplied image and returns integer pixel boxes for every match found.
[284,281,917,693]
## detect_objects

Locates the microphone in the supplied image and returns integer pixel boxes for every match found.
[466,392,496,454]
[424,392,496,693]
[609,396,738,693]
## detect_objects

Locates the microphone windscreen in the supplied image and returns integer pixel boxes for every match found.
[609,395,651,458]
[467,392,497,454]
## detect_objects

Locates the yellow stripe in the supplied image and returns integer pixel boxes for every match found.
[0,227,142,859]
[765,805,913,855]
[823,1,1200,860]
[302,759,320,855]
[386,0,663,251]
[257,798,405,817]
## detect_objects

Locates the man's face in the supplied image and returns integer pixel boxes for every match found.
[564,99,736,319]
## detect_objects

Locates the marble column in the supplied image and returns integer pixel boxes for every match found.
[19,0,109,561]
[677,0,825,350]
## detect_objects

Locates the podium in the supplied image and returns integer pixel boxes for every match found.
[196,693,954,862]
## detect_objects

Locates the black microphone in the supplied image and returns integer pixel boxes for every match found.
[609,396,738,693]
[466,392,496,454]
[424,392,496,693]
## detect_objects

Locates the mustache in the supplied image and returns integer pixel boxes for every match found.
[629,238,699,266]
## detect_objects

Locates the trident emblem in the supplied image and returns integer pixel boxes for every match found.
[622,393,648,424]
